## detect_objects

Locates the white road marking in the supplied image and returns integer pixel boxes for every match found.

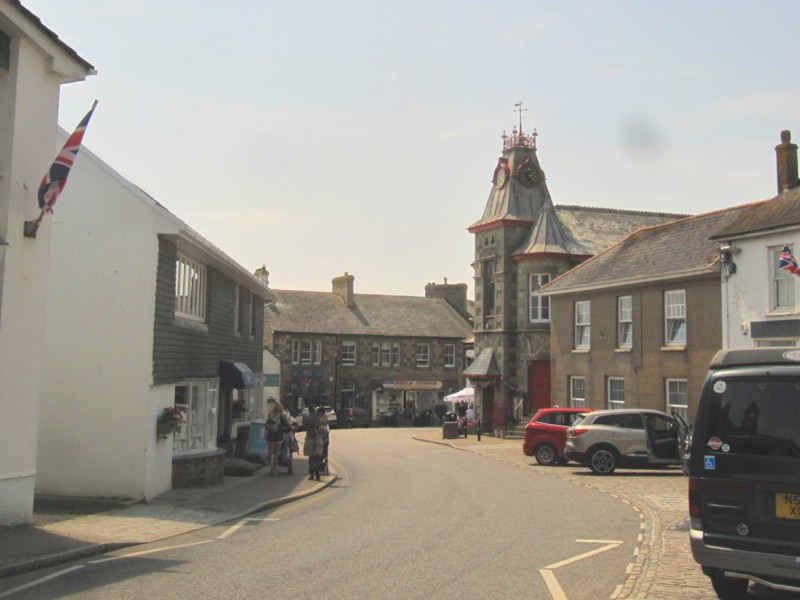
[89,540,214,563]
[540,568,568,600]
[217,517,280,540]
[0,565,84,599]
[540,539,624,600]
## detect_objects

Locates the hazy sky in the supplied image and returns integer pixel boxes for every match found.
[25,1,800,296]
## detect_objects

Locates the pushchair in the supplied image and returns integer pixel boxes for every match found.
[320,428,330,476]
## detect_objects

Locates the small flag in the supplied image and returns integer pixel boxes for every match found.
[37,100,97,213]
[778,244,800,276]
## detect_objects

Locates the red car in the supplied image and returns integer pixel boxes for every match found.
[523,407,592,466]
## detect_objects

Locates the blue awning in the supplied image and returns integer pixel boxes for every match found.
[219,361,255,389]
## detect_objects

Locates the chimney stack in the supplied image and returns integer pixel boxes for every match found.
[425,279,468,316]
[776,130,798,194]
[332,272,355,307]
[254,265,270,286]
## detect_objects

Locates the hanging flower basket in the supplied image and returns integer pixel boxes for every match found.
[157,406,184,441]
[232,400,249,419]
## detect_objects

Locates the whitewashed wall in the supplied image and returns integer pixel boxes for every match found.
[721,232,799,349]
[0,27,89,524]
[39,142,162,500]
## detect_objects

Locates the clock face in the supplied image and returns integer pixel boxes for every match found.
[518,164,539,187]
[494,166,509,189]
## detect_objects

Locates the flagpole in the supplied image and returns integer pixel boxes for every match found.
[24,99,98,239]
[23,209,45,238]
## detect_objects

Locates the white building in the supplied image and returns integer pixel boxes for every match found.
[0,1,94,525]
[39,134,271,501]
[713,130,800,350]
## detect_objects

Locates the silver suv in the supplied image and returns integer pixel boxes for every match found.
[565,408,686,474]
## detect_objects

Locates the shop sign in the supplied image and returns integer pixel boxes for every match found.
[382,379,443,391]
[290,368,323,379]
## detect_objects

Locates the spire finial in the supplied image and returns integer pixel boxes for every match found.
[514,101,527,134]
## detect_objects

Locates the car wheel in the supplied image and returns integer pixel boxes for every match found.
[709,574,748,598]
[589,447,617,474]
[534,443,558,466]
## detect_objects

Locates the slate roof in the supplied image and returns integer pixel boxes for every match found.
[542,204,751,294]
[710,187,800,239]
[463,348,501,379]
[551,205,686,256]
[266,290,473,339]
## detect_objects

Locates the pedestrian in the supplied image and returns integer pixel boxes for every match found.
[456,400,468,437]
[303,402,326,481]
[265,399,286,476]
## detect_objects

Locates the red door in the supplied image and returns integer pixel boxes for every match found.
[528,360,551,412]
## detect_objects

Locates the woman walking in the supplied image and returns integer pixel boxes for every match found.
[265,400,286,476]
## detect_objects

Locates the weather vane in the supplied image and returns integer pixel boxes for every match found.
[514,101,527,134]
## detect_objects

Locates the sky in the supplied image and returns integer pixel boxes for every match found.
[23,0,800,297]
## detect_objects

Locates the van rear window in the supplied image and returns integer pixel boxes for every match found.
[706,378,800,457]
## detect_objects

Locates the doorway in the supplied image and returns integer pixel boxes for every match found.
[528,360,551,413]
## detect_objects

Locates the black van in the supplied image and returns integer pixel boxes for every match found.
[688,348,800,598]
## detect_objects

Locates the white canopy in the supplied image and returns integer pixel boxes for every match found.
[444,387,474,404]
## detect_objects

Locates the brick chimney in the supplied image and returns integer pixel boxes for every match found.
[425,279,468,316]
[332,272,355,307]
[776,130,798,194]
[254,265,270,286]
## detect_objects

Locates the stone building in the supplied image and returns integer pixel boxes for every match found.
[264,273,473,421]
[541,129,800,421]
[466,123,683,432]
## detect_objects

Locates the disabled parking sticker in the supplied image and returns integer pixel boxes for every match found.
[704,455,716,470]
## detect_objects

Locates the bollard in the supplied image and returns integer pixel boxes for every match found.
[477,418,481,442]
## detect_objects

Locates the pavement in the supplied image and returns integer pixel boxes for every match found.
[0,429,718,599]
[0,454,335,580]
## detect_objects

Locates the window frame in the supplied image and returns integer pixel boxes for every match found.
[529,273,551,323]
[618,295,632,348]
[575,300,591,349]
[664,289,686,347]
[173,379,218,455]
[771,245,796,311]
[341,341,356,366]
[175,251,207,322]
[444,343,456,368]
[569,376,586,408]
[607,377,625,410]
[666,378,688,423]
[416,343,430,368]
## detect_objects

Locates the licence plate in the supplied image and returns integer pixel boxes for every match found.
[776,493,800,519]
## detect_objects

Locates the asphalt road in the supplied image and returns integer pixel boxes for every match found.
[1,429,643,599]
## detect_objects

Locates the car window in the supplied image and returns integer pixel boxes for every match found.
[705,377,800,457]
[594,414,644,429]
[568,413,585,426]
[537,413,556,425]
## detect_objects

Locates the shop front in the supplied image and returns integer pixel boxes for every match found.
[372,379,459,425]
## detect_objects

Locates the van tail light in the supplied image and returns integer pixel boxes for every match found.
[568,428,588,438]
[688,477,701,518]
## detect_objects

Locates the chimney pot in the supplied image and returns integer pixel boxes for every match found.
[776,129,798,194]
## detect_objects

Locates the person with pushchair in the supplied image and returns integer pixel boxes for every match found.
[302,401,327,481]
[456,400,468,438]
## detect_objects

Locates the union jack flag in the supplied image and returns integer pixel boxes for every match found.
[37,100,97,213]
[778,244,800,276]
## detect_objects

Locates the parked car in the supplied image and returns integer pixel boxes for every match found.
[688,348,800,598]
[523,407,592,465]
[295,405,337,430]
[565,408,688,474]
[337,407,370,428]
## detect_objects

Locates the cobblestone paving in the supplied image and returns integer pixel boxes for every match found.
[414,432,720,599]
